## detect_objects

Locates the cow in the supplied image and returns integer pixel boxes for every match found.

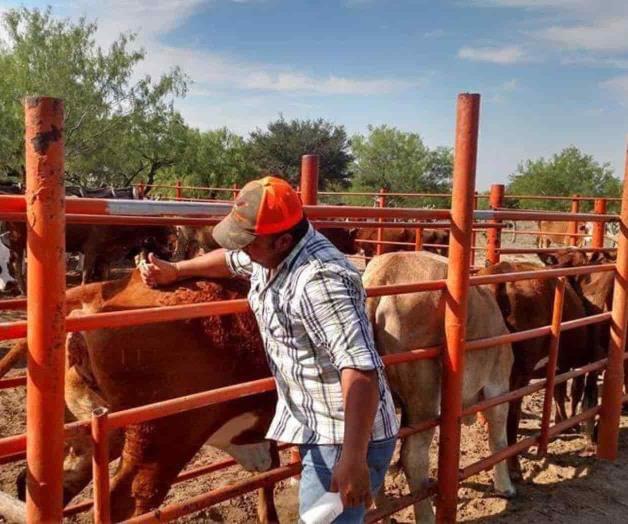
[477,260,604,478]
[173,224,358,261]
[3,271,280,522]
[0,233,18,293]
[355,227,449,258]
[2,222,176,292]
[363,251,515,523]
[536,220,591,248]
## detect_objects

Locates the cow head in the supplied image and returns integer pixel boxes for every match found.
[0,233,18,293]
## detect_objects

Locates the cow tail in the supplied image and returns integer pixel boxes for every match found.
[0,339,27,378]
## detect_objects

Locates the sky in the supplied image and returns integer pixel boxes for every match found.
[2,0,628,189]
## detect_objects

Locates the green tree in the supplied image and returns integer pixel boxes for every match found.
[248,116,353,188]
[351,125,453,207]
[157,127,259,199]
[507,146,621,211]
[0,7,188,186]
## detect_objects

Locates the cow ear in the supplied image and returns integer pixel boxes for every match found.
[537,252,557,266]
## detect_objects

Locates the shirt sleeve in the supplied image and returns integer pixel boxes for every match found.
[224,250,253,278]
[298,266,383,372]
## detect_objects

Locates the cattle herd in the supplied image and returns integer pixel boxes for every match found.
[0,182,621,522]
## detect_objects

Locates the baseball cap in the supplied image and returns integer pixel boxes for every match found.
[212,176,304,250]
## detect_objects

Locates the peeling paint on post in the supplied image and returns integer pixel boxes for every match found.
[24,96,66,523]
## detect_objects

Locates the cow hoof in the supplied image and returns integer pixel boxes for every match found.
[493,485,517,499]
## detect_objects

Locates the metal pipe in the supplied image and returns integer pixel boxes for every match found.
[436,93,480,522]
[592,198,607,248]
[300,154,319,205]
[486,184,504,265]
[537,278,566,456]
[24,96,66,523]
[91,407,111,523]
[598,143,628,460]
[569,195,580,246]
[376,188,386,256]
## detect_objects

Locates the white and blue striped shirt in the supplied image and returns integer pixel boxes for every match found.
[225,224,399,444]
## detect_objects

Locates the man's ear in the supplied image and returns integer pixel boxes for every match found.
[274,232,294,253]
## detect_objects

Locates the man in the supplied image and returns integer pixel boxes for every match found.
[140,176,398,522]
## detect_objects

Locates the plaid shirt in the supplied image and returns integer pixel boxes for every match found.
[225,224,399,444]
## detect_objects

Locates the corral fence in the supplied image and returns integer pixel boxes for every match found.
[0,94,626,523]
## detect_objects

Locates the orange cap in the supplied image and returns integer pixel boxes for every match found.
[212,176,304,250]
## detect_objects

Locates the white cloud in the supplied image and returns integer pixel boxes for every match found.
[600,74,628,103]
[535,16,628,53]
[458,45,528,64]
[56,0,422,97]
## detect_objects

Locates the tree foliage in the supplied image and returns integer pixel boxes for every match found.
[156,127,259,198]
[507,146,621,211]
[248,116,353,188]
[0,7,188,187]
[350,125,453,207]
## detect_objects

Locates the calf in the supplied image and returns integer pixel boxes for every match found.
[478,260,603,477]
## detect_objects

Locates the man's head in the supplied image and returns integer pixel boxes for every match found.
[213,176,308,268]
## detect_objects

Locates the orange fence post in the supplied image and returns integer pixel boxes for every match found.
[486,184,504,265]
[592,198,607,248]
[376,188,386,256]
[92,407,111,524]
[537,277,566,456]
[436,93,480,523]
[232,183,239,200]
[175,180,182,201]
[24,96,66,523]
[569,195,580,246]
[415,226,423,251]
[598,146,628,459]
[136,180,145,200]
[300,154,319,206]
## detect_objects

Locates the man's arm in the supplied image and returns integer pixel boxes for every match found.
[331,368,380,508]
[140,249,232,287]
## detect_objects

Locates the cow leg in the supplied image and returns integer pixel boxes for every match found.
[570,375,586,417]
[481,384,516,498]
[256,441,280,524]
[506,374,528,480]
[399,429,436,524]
[81,249,97,283]
[553,381,569,425]
[109,413,220,521]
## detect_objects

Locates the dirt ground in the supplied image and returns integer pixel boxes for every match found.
[2,222,627,523]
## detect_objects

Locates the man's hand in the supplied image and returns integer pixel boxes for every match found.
[139,253,178,287]
[330,455,372,509]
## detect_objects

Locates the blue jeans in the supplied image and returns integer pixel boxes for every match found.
[298,437,396,523]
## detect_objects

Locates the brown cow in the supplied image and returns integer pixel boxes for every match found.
[478,261,603,477]
[173,224,358,261]
[3,222,176,291]
[6,272,279,522]
[364,252,515,521]
[536,220,590,248]
[356,227,449,258]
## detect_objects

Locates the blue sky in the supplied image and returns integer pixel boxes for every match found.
[2,0,627,189]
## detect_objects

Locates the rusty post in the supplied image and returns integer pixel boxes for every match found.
[92,407,111,524]
[300,154,319,206]
[137,180,145,200]
[376,188,386,256]
[232,183,238,200]
[24,96,66,523]
[175,180,182,201]
[592,198,607,248]
[569,195,580,246]
[415,227,423,251]
[537,277,566,456]
[436,93,480,523]
[598,146,628,460]
[486,184,504,265]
